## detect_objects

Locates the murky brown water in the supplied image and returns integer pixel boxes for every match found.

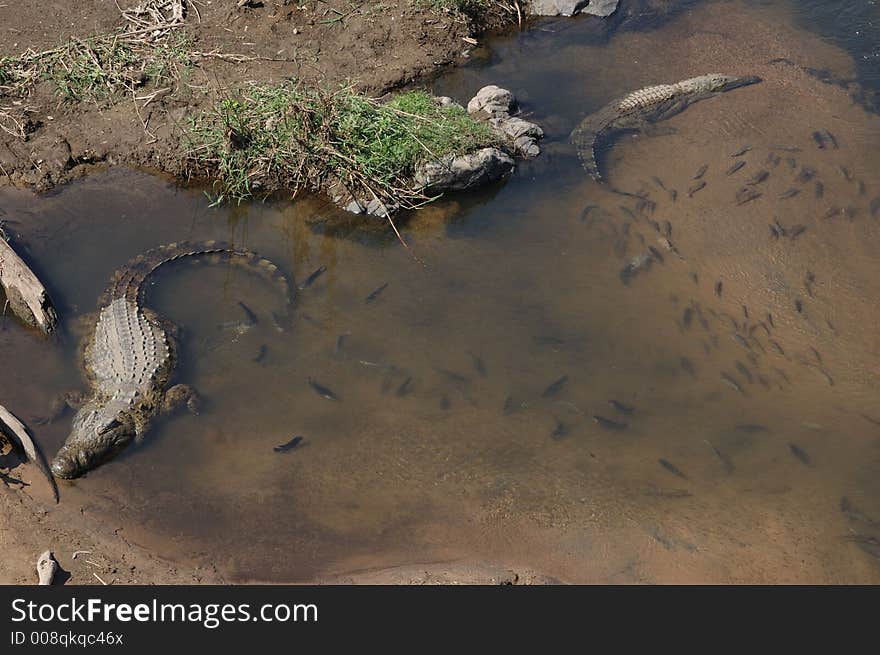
[2,0,880,582]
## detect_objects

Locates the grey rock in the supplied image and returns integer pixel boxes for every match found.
[514,136,541,158]
[528,0,589,16]
[467,85,516,117]
[528,0,618,17]
[490,116,544,141]
[415,147,515,193]
[582,0,619,17]
[365,198,397,218]
[345,200,364,215]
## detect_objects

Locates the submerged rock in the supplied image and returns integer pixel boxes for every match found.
[414,147,515,194]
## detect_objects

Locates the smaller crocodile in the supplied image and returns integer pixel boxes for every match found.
[49,241,293,479]
[571,73,762,181]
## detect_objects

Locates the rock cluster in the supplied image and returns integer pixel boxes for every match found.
[340,84,543,217]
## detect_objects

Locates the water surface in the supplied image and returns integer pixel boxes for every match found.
[1,0,879,582]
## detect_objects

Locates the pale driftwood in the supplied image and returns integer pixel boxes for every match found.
[36,550,58,585]
[0,237,58,334]
[0,403,58,502]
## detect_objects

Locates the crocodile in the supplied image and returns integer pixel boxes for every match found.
[570,73,762,181]
[49,241,292,479]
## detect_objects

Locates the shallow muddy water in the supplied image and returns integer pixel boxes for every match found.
[2,0,880,582]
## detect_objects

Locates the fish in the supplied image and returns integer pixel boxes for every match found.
[502,395,521,415]
[736,188,761,205]
[682,307,694,329]
[593,415,627,430]
[704,440,734,474]
[735,361,754,384]
[687,181,706,197]
[662,221,672,238]
[814,181,824,198]
[804,271,815,297]
[658,459,688,480]
[608,399,635,415]
[298,265,327,290]
[651,176,667,190]
[795,167,816,183]
[680,357,696,378]
[396,376,414,397]
[648,245,664,264]
[273,436,304,453]
[735,423,767,433]
[693,164,708,180]
[551,419,568,440]
[435,368,468,384]
[668,189,678,202]
[334,334,348,356]
[237,301,258,325]
[467,351,487,377]
[747,170,769,185]
[658,237,683,259]
[440,396,451,411]
[769,224,780,239]
[838,165,853,181]
[812,131,826,149]
[769,340,785,357]
[726,161,746,176]
[365,282,389,303]
[795,299,803,313]
[787,443,811,465]
[253,344,268,363]
[789,224,806,240]
[619,252,653,285]
[766,152,781,167]
[731,145,752,157]
[870,197,880,219]
[643,489,693,499]
[742,305,749,319]
[840,497,879,527]
[578,204,599,222]
[542,375,569,398]
[308,377,340,401]
[720,372,744,394]
[779,188,800,199]
[773,367,791,385]
[823,129,838,148]
[766,313,774,328]
[715,280,723,297]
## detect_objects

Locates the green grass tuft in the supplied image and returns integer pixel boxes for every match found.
[187,83,498,207]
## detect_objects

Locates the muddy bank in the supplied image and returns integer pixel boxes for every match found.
[0,1,691,197]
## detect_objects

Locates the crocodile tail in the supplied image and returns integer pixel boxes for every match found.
[99,240,294,317]
[570,125,603,182]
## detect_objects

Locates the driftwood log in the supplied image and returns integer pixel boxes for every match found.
[0,236,58,334]
[0,403,58,502]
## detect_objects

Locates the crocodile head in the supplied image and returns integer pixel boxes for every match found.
[699,73,763,92]
[50,401,135,479]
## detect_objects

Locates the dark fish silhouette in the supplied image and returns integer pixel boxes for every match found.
[308,377,340,401]
[693,164,708,180]
[396,376,414,397]
[788,443,811,465]
[608,400,635,415]
[726,161,746,176]
[238,301,258,325]
[365,282,389,303]
[274,436,303,453]
[298,265,327,290]
[658,458,688,479]
[593,415,627,430]
[253,344,268,363]
[542,375,569,398]
[688,181,706,197]
[731,145,752,157]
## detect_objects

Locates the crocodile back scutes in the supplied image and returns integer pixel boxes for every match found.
[87,297,170,399]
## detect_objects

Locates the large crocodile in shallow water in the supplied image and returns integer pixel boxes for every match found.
[571,73,762,181]
[49,241,292,479]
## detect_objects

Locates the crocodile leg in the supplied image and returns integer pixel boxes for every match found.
[33,391,89,425]
[163,384,201,416]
